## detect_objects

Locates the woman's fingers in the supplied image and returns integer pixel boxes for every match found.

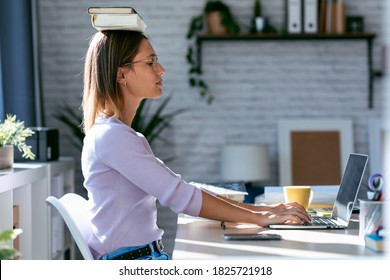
[265,208,311,226]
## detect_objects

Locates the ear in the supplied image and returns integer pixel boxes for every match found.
[116,66,127,84]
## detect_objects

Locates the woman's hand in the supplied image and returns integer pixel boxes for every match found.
[253,202,307,212]
[254,203,312,227]
[201,192,311,228]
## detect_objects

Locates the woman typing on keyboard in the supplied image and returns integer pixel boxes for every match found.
[81,15,311,261]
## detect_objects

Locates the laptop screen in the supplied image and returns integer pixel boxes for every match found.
[332,154,368,223]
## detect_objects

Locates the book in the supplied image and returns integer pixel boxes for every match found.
[88,6,147,33]
[365,233,384,252]
[334,0,345,34]
[88,7,136,14]
[325,0,345,34]
[325,0,333,33]
[318,0,327,34]
[312,207,332,216]
[90,13,147,33]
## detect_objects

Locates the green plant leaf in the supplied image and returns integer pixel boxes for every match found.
[0,229,22,260]
[186,47,194,64]
[187,15,204,39]
[0,248,17,260]
[189,78,197,87]
[0,230,14,242]
[189,66,200,74]
[198,80,208,90]
[0,114,35,159]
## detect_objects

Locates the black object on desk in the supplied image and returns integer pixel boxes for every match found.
[224,233,282,241]
[244,183,264,203]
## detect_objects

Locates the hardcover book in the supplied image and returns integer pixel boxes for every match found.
[88,6,146,33]
[88,6,136,14]
[365,233,384,252]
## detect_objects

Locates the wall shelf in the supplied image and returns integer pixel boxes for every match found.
[196,33,377,108]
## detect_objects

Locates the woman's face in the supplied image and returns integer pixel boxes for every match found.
[123,38,165,100]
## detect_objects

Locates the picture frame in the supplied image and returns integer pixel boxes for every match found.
[368,118,387,174]
[278,119,354,186]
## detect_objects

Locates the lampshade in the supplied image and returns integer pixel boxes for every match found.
[221,144,270,182]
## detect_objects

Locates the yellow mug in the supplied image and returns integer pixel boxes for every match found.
[283,186,313,210]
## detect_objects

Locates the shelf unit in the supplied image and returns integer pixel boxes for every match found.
[196,33,377,108]
[0,157,75,260]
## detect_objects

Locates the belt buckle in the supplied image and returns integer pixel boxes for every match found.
[155,240,164,253]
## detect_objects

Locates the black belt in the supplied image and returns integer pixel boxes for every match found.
[111,240,164,260]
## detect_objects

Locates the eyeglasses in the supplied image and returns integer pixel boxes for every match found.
[121,55,159,71]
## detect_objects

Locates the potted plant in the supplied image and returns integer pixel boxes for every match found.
[0,114,35,169]
[249,0,278,34]
[250,0,264,33]
[204,0,241,35]
[0,229,22,260]
[186,0,240,104]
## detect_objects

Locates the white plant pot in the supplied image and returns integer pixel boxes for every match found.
[255,17,265,32]
[0,145,14,169]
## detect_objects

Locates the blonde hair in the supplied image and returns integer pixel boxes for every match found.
[82,31,146,132]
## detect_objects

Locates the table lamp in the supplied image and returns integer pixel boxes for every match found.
[221,144,270,182]
[221,144,270,203]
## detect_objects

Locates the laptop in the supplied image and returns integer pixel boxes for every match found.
[269,153,368,229]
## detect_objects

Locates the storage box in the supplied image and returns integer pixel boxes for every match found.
[359,199,384,238]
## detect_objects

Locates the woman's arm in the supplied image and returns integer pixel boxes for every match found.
[199,191,311,227]
[216,194,306,212]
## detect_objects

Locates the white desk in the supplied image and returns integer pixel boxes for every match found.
[172,214,382,259]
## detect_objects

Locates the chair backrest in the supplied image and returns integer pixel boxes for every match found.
[46,193,94,260]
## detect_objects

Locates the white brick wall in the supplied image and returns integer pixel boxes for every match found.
[37,0,386,258]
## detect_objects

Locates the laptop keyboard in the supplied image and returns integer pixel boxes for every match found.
[311,217,338,226]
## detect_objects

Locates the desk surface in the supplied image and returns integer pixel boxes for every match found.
[172,215,381,260]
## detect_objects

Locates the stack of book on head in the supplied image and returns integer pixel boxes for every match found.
[88,6,147,33]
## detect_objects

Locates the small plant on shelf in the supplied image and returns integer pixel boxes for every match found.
[249,0,278,34]
[186,0,240,104]
[250,0,263,33]
[0,114,35,169]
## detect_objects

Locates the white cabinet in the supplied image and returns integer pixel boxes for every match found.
[0,157,75,260]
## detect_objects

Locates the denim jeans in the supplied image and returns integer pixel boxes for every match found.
[100,243,170,260]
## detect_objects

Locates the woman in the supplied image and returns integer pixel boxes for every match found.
[81,30,311,260]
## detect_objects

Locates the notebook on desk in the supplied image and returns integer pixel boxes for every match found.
[269,153,368,229]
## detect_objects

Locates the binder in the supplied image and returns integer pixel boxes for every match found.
[318,0,327,33]
[303,0,318,33]
[286,0,302,33]
[325,0,333,33]
[334,0,345,34]
[325,0,345,34]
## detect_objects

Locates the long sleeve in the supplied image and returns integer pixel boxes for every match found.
[81,116,202,258]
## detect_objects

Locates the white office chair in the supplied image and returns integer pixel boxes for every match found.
[46,193,94,260]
